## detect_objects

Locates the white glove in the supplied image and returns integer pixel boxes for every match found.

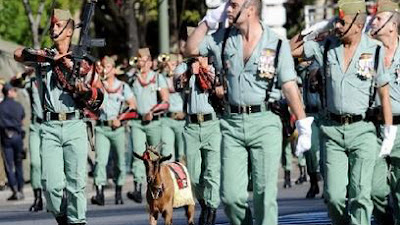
[301,18,335,41]
[200,2,228,30]
[379,125,398,157]
[295,117,314,156]
[205,0,225,9]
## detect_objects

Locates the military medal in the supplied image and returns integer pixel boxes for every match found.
[357,53,374,80]
[258,48,276,79]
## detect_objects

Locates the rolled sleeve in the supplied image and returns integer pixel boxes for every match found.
[304,40,324,65]
[375,47,390,87]
[199,35,213,57]
[277,40,297,86]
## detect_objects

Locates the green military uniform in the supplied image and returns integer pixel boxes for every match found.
[11,72,44,210]
[161,73,185,161]
[13,74,43,191]
[94,79,133,187]
[200,23,298,225]
[36,8,101,224]
[370,2,400,224]
[303,4,389,223]
[40,64,90,223]
[130,70,167,184]
[176,62,221,211]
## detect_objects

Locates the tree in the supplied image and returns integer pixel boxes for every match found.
[0,0,82,48]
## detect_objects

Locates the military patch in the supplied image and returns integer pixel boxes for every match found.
[357,53,374,79]
[258,48,276,79]
[395,64,400,85]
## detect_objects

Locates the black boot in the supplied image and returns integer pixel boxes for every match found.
[198,199,208,225]
[91,185,104,206]
[205,207,217,225]
[295,166,307,185]
[115,185,124,205]
[7,186,24,201]
[306,172,320,199]
[127,181,142,203]
[283,170,292,188]
[29,189,43,211]
[55,215,68,225]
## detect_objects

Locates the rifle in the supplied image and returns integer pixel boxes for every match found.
[69,0,105,86]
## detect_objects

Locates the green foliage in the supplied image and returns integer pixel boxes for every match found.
[0,0,81,47]
[182,10,201,24]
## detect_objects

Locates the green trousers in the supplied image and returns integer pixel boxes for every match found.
[321,120,377,225]
[281,138,292,171]
[304,113,322,175]
[130,119,162,184]
[183,118,221,209]
[41,120,88,224]
[161,117,185,161]
[221,111,282,225]
[29,122,42,189]
[371,124,400,225]
[93,126,126,186]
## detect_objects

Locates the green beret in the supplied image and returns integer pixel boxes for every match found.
[377,0,399,13]
[338,0,367,17]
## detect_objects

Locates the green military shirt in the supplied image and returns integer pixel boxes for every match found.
[175,63,215,114]
[199,22,297,105]
[304,34,389,115]
[386,37,400,115]
[163,73,184,113]
[22,73,43,120]
[99,79,134,121]
[131,70,167,115]
[39,62,79,113]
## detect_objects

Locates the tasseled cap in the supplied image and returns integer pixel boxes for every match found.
[51,9,73,25]
[137,48,151,58]
[338,0,367,19]
[376,0,399,13]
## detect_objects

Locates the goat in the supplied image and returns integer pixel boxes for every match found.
[134,143,195,225]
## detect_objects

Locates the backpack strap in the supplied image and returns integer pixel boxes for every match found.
[265,39,282,102]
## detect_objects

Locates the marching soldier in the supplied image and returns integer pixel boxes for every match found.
[90,56,136,206]
[290,0,394,224]
[160,54,186,161]
[369,0,399,224]
[14,8,104,225]
[186,1,312,224]
[175,55,221,225]
[126,48,169,203]
[298,61,323,198]
[10,67,44,211]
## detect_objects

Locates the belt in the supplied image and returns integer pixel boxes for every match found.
[134,114,161,125]
[230,104,265,114]
[394,115,400,125]
[44,111,82,121]
[328,112,363,125]
[165,112,185,120]
[96,120,113,127]
[32,117,43,124]
[188,113,214,124]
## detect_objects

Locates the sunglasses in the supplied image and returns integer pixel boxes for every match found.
[335,12,360,27]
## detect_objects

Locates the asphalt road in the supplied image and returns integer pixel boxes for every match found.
[0,167,330,225]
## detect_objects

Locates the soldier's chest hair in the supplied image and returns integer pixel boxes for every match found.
[343,46,358,72]
[242,33,262,64]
